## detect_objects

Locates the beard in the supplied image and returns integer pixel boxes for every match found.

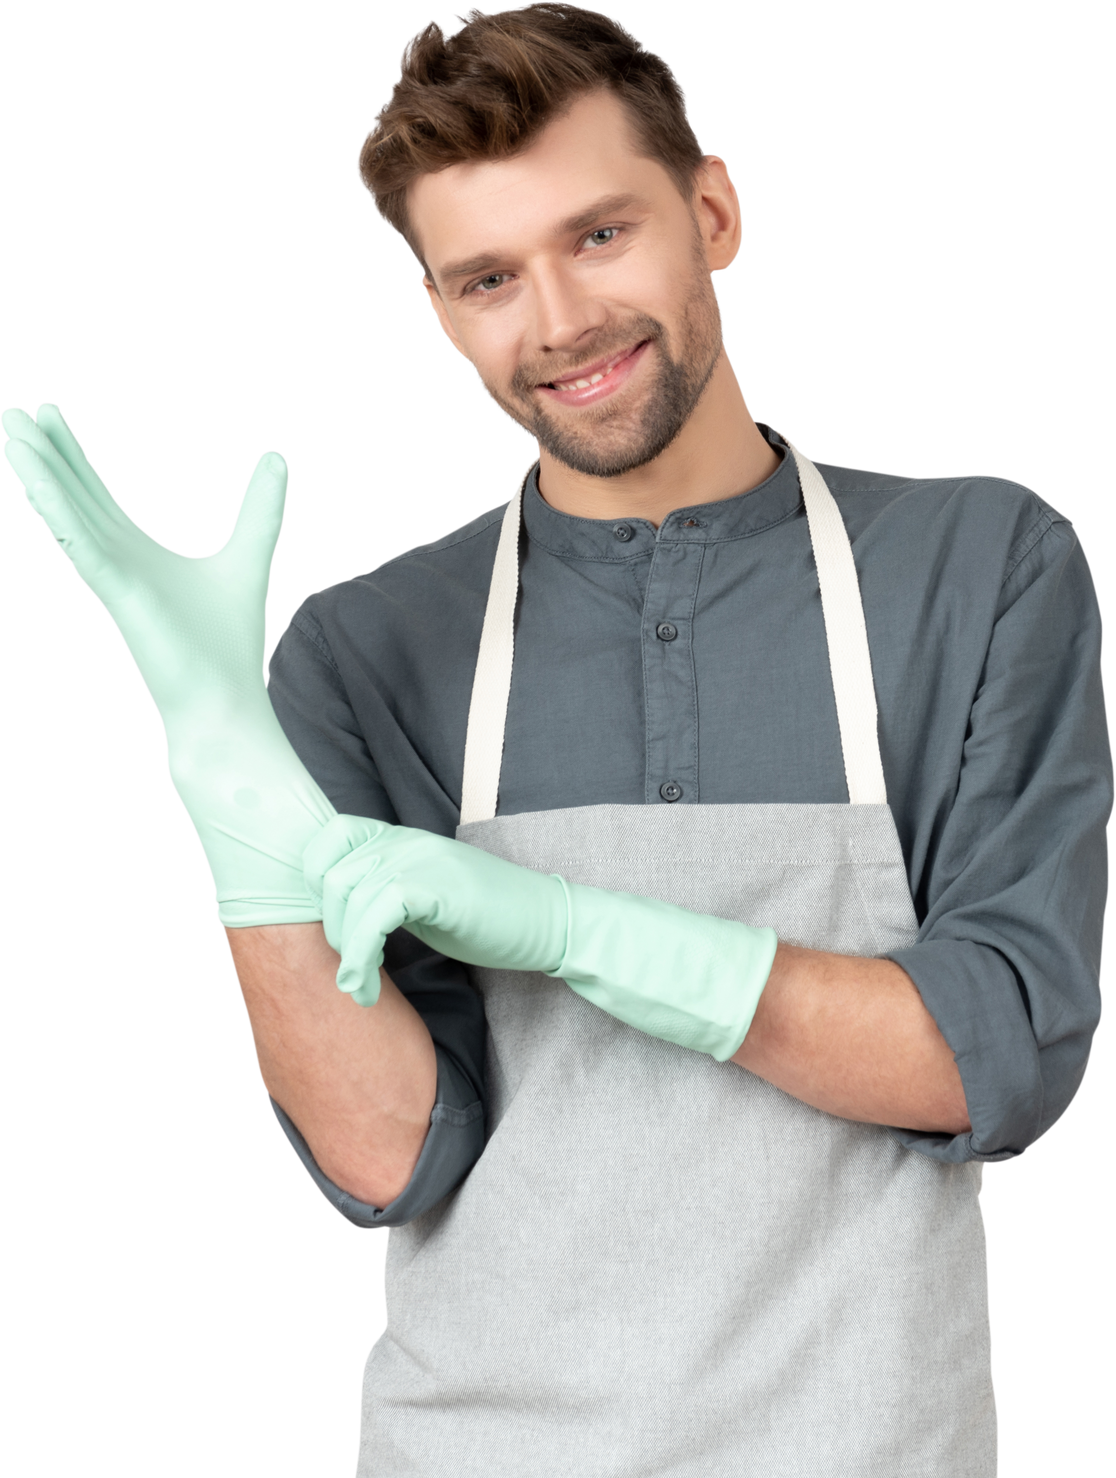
[480,268,724,479]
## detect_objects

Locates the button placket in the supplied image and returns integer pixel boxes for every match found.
[641,539,703,805]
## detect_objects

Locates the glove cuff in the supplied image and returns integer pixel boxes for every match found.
[550,879,777,1061]
[168,723,336,927]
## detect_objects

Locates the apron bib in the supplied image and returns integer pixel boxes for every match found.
[357,447,996,1476]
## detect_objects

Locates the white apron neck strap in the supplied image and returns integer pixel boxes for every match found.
[459,450,887,824]
[784,442,887,805]
[459,478,526,826]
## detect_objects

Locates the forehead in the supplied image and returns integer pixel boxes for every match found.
[409,89,681,275]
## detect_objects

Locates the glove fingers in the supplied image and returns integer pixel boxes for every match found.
[334,876,410,1004]
[323,839,392,897]
[4,408,55,465]
[346,974,383,1009]
[304,815,393,899]
[35,404,125,523]
[6,441,103,574]
[320,851,396,951]
[5,407,142,561]
[5,407,120,535]
[2,407,34,440]
[340,869,409,955]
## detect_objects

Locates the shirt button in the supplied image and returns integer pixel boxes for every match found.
[656,621,678,642]
[613,523,633,542]
[660,781,683,803]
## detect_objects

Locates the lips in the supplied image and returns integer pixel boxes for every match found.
[537,340,650,408]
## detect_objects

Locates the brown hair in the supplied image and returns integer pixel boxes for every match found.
[360,4,704,261]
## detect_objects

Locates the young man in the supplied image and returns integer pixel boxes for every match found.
[5,6,1108,1475]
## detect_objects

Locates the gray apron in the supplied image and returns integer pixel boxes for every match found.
[358,446,996,1476]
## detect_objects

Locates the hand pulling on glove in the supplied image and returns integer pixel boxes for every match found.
[305,815,778,1062]
[5,403,776,1060]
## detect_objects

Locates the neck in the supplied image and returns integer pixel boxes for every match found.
[535,353,779,527]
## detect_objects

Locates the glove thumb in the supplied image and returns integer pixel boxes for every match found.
[224,452,287,571]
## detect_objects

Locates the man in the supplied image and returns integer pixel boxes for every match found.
[5,5,1108,1474]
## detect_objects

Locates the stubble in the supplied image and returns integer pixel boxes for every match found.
[480,253,724,480]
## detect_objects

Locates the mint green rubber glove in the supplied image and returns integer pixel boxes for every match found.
[4,405,336,925]
[304,816,778,1061]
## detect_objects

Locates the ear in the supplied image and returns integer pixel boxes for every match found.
[424,276,473,360]
[693,157,741,272]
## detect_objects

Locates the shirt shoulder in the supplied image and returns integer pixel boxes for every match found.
[379,501,509,568]
[328,503,505,600]
[289,502,508,657]
[813,457,1073,590]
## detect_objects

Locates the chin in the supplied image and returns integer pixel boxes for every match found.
[488,365,695,479]
[539,434,676,479]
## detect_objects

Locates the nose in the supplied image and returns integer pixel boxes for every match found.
[530,262,607,355]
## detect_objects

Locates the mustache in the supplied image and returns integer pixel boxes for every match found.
[509,314,665,399]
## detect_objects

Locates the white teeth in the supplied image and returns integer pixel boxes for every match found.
[558,365,611,390]
[555,353,626,391]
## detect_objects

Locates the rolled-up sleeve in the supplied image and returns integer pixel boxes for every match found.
[888,516,1110,1163]
[270,1022,484,1227]
[265,611,487,1223]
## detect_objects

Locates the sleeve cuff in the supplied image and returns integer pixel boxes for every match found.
[885,938,1044,1163]
[270,1049,484,1227]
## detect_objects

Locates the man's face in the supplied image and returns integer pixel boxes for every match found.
[410,90,724,478]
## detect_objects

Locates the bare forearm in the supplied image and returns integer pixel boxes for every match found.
[732,943,970,1134]
[227,924,437,1207]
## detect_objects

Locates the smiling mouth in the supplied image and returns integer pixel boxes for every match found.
[541,340,649,392]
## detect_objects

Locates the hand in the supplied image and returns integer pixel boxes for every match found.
[303,815,569,1006]
[306,814,778,1061]
[5,405,335,924]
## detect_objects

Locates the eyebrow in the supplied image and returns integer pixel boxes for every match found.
[437,192,650,283]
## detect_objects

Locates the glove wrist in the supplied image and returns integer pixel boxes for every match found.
[167,702,335,927]
[551,880,778,1061]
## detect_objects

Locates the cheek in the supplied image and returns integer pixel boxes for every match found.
[453,310,527,386]
[597,249,694,329]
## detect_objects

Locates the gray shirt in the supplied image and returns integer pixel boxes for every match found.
[267,426,1110,1226]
